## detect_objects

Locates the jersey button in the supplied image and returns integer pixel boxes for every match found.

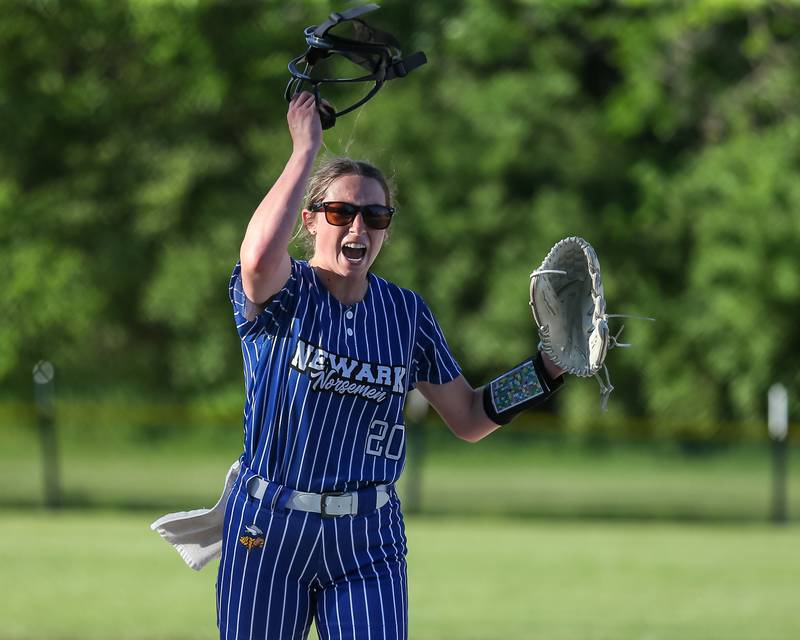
[346,328,354,337]
[345,310,354,319]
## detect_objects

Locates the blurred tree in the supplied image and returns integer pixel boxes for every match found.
[2,0,799,443]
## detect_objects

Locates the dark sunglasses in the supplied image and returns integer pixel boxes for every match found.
[309,201,394,230]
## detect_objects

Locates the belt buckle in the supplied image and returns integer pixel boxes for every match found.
[320,491,347,518]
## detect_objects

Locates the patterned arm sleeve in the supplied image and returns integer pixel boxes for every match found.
[410,294,462,388]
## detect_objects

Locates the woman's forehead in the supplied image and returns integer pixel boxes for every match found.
[324,175,387,204]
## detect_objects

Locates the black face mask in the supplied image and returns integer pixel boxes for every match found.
[284,3,427,129]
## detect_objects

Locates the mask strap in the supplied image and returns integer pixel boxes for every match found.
[312,4,381,38]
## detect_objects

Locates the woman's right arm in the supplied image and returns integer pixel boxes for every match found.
[240,91,323,304]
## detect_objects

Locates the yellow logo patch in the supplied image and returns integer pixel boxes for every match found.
[239,535,265,551]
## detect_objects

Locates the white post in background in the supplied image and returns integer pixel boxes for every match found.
[404,389,429,514]
[768,383,789,524]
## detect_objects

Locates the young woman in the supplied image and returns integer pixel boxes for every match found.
[216,91,565,640]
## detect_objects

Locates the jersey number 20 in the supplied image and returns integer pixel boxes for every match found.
[365,419,405,461]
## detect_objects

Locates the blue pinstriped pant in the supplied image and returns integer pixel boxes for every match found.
[216,471,408,640]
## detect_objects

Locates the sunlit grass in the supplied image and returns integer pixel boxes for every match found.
[2,511,798,640]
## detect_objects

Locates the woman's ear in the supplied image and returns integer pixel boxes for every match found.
[302,209,317,236]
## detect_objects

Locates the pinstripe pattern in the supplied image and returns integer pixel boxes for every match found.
[217,477,409,640]
[228,260,459,492]
[218,260,458,639]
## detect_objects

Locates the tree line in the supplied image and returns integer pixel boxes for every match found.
[2,0,799,443]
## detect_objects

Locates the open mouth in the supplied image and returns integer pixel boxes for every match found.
[342,242,367,262]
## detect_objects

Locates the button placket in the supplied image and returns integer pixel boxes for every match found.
[345,308,354,336]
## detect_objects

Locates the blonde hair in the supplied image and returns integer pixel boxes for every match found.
[298,157,395,257]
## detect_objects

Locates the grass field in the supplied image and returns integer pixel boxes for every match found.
[2,419,798,522]
[3,415,799,638]
[2,510,798,640]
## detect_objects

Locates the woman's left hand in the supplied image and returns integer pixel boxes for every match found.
[540,349,566,379]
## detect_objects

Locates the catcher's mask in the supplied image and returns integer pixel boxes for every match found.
[284,3,427,129]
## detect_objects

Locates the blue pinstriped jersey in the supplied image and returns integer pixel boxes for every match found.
[229,259,461,493]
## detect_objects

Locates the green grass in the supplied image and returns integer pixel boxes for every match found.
[3,420,798,522]
[411,438,798,521]
[1,510,798,640]
[3,415,799,637]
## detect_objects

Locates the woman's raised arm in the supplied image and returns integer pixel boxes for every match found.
[240,91,322,303]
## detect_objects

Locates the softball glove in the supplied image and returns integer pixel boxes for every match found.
[530,236,637,410]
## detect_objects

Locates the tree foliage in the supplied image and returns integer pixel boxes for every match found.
[2,0,799,441]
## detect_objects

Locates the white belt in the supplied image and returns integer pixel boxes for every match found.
[247,477,390,518]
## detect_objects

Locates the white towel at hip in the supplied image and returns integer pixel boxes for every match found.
[150,459,241,571]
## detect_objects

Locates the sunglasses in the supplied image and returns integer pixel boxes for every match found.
[309,201,395,230]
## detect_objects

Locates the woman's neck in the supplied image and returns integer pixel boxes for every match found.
[310,263,369,306]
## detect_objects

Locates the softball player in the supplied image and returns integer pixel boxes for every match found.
[216,91,565,640]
